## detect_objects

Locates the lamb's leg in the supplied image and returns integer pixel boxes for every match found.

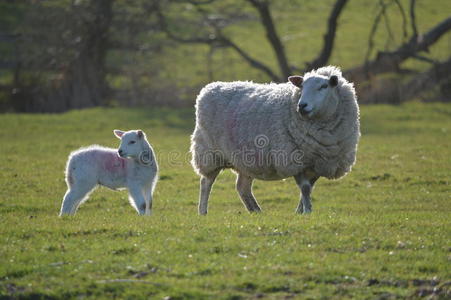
[198,170,220,215]
[60,182,96,216]
[128,185,147,215]
[236,173,261,213]
[143,186,153,216]
[294,174,319,214]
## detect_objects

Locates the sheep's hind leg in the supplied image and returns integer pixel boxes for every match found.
[294,174,318,214]
[60,182,96,216]
[236,174,261,213]
[198,169,220,215]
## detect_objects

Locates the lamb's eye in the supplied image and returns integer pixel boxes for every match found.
[128,141,136,145]
[319,84,328,90]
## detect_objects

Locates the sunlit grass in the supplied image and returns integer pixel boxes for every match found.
[0,102,450,298]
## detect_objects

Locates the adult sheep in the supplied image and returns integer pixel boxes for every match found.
[190,66,360,214]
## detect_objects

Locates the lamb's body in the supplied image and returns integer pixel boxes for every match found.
[60,130,158,216]
[66,146,151,190]
[191,66,360,214]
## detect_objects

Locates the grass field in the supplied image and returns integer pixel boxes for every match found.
[0,102,450,299]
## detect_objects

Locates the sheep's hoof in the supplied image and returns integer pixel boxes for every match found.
[295,207,312,214]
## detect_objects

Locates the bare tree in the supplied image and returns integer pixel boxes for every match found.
[13,0,114,112]
[307,0,349,71]
[359,57,451,104]
[155,0,349,81]
[247,0,291,79]
[345,17,451,83]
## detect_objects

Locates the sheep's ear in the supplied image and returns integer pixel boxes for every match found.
[113,130,124,138]
[329,75,338,87]
[288,76,303,87]
[137,130,144,139]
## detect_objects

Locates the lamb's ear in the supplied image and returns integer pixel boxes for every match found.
[137,130,144,139]
[113,130,124,139]
[329,75,338,87]
[288,75,303,87]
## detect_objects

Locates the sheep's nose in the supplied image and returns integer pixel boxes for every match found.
[118,149,123,155]
[298,103,309,115]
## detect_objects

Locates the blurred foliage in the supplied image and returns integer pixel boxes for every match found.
[0,0,450,111]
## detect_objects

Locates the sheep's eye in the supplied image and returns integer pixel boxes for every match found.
[128,141,136,145]
[319,84,328,90]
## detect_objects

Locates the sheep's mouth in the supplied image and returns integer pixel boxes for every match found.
[298,109,313,118]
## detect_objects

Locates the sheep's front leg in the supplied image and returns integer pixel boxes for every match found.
[143,186,153,216]
[236,174,261,213]
[128,185,147,215]
[294,174,319,214]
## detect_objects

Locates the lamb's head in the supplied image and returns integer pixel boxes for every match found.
[114,129,149,159]
[289,73,339,120]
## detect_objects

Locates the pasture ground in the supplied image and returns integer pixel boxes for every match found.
[0,102,450,299]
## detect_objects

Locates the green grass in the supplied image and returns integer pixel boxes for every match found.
[1,102,450,299]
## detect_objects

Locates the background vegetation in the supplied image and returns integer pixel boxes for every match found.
[0,0,450,111]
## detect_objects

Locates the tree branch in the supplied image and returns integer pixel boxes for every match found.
[155,5,218,45]
[154,0,280,81]
[360,56,451,103]
[409,0,418,37]
[393,0,408,39]
[246,0,290,79]
[220,35,281,82]
[399,56,451,101]
[345,17,451,82]
[364,0,387,66]
[307,0,349,70]
[382,2,395,50]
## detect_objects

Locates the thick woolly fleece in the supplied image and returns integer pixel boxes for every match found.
[191,66,360,181]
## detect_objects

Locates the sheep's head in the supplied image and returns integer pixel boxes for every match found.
[289,74,339,119]
[114,129,148,159]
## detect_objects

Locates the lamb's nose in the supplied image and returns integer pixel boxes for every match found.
[118,149,123,155]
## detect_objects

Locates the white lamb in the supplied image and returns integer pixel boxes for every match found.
[59,129,158,216]
[191,66,360,214]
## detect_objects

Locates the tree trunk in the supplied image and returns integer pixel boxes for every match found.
[358,57,451,103]
[247,0,290,80]
[307,0,349,71]
[16,0,114,112]
[60,0,113,111]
